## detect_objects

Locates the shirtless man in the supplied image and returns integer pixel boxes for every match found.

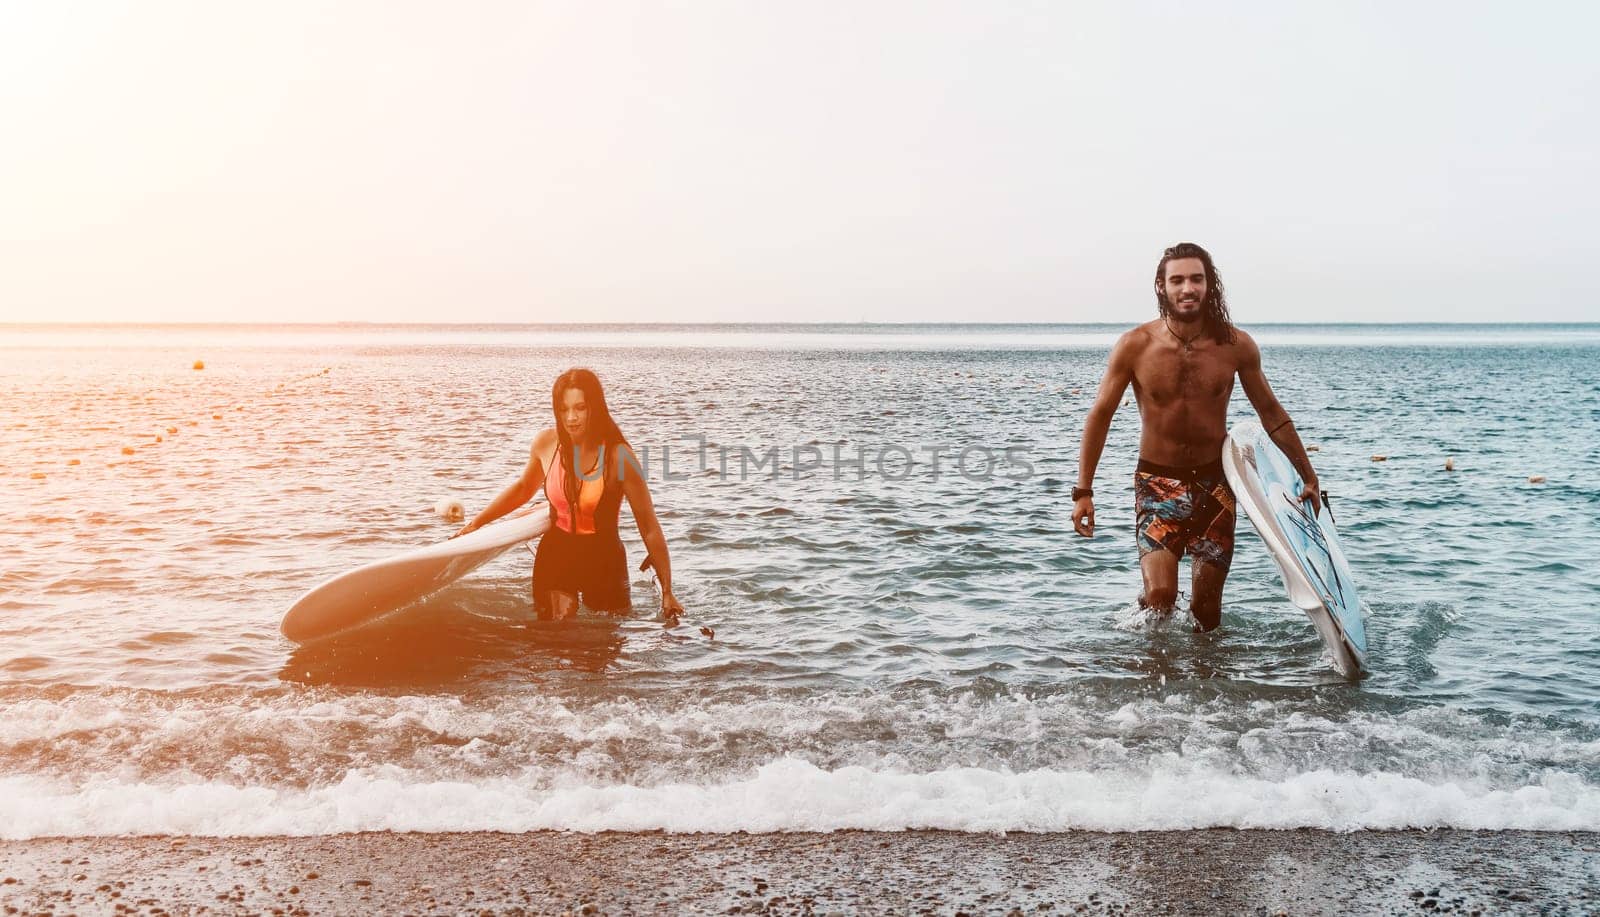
[1073,242,1320,631]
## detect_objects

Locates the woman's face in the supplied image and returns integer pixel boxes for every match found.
[559,387,590,442]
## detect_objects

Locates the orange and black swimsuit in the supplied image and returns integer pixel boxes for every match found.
[533,444,630,611]
[1133,457,1237,570]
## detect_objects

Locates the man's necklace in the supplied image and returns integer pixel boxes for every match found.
[1164,319,1203,352]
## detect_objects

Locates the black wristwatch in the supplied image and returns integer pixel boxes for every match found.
[1071,486,1093,501]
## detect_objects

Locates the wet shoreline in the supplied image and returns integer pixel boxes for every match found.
[2,828,1595,914]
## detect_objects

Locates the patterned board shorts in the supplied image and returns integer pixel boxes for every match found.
[1134,458,1237,571]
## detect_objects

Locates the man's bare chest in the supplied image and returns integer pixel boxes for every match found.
[1133,348,1238,406]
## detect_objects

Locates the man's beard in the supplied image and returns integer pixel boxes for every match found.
[1164,296,1206,319]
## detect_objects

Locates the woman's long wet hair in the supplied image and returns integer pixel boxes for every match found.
[551,368,626,509]
[1154,242,1236,345]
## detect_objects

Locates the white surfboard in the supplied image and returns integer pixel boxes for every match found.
[1222,422,1368,678]
[281,503,551,644]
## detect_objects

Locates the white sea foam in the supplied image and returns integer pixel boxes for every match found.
[3,687,1597,838]
[2,758,1597,839]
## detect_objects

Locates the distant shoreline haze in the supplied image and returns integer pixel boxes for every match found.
[4,321,1598,330]
[6,322,1597,352]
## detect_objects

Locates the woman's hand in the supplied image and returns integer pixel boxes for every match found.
[451,521,480,540]
[661,591,684,625]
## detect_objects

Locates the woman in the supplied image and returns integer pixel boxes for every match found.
[455,368,683,622]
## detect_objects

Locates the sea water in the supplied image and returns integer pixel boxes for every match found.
[1,323,1597,837]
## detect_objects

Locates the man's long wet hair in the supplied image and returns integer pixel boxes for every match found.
[551,368,626,502]
[1154,242,1236,345]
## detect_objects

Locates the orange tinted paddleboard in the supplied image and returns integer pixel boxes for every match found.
[281,503,551,644]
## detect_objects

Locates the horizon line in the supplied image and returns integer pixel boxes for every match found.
[4,320,1597,329]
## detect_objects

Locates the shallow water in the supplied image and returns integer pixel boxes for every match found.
[2,323,1597,836]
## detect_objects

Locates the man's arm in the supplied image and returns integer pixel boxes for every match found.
[1073,332,1137,537]
[1236,332,1321,515]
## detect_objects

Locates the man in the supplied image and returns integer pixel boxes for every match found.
[1073,242,1320,631]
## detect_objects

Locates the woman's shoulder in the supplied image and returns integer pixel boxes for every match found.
[530,428,559,457]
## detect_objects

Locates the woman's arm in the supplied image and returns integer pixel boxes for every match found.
[453,430,552,538]
[617,443,682,618]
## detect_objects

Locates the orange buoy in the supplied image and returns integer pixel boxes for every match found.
[1528,475,1546,484]
[1371,455,1388,462]
[193,360,205,370]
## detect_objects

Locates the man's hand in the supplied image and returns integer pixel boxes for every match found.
[1298,476,1322,517]
[450,521,480,540]
[1072,496,1096,537]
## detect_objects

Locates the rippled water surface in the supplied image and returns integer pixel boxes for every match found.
[2,323,1597,836]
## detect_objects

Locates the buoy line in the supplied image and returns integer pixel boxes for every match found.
[46,363,338,474]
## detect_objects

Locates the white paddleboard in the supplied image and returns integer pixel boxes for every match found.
[1222,422,1368,677]
[281,502,551,644]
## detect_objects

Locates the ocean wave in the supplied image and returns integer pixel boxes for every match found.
[2,758,1596,838]
[0,685,1596,836]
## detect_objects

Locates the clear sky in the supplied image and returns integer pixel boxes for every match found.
[2,1,1595,324]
